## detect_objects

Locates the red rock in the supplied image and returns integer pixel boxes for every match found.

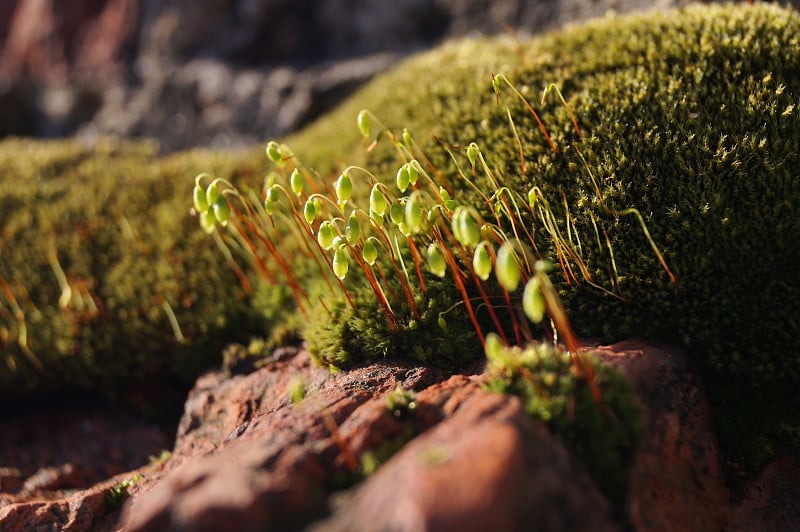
[727,450,800,532]
[594,340,731,531]
[3,342,798,531]
[315,385,616,532]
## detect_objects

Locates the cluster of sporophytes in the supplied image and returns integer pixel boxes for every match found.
[0,138,270,397]
[196,90,648,496]
[193,81,656,372]
[196,3,800,474]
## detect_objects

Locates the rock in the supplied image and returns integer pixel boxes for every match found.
[2,342,798,531]
[0,402,170,531]
[727,450,800,532]
[314,382,616,532]
[121,350,441,531]
[594,340,731,531]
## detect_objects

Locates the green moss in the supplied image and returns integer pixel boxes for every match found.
[485,341,643,501]
[268,3,799,471]
[0,138,270,397]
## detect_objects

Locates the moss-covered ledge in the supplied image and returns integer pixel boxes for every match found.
[0,138,275,398]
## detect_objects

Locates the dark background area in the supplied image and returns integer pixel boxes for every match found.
[1,0,796,152]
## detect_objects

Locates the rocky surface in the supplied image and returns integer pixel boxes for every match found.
[2,0,777,152]
[2,340,797,530]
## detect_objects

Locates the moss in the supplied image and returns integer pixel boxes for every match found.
[270,3,799,471]
[305,274,483,371]
[485,341,643,501]
[0,138,270,397]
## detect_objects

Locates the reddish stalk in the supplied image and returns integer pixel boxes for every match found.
[443,250,485,345]
[406,236,427,295]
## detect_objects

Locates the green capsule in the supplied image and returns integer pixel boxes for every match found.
[193,185,209,213]
[426,243,447,278]
[396,165,410,192]
[213,196,231,226]
[335,171,352,204]
[467,143,479,167]
[495,242,521,292]
[357,110,370,137]
[199,208,217,234]
[333,247,349,280]
[451,207,464,244]
[206,182,220,206]
[303,198,316,224]
[345,212,361,244]
[523,276,546,323]
[317,221,335,250]
[290,168,304,196]
[484,332,504,365]
[266,141,282,163]
[457,209,481,248]
[528,188,538,209]
[473,241,492,281]
[362,237,379,265]
[390,203,405,226]
[402,128,413,148]
[407,161,419,185]
[437,315,449,333]
[404,193,423,234]
[370,185,388,216]
[264,185,279,215]
[266,185,279,204]
[439,187,451,202]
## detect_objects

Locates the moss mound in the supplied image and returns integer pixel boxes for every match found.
[287,1,800,378]
[0,138,272,397]
[270,3,799,468]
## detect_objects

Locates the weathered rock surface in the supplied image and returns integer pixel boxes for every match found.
[3,340,796,531]
[1,0,767,152]
[0,403,169,530]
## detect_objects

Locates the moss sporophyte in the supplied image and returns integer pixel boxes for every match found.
[193,78,672,377]
[192,4,800,477]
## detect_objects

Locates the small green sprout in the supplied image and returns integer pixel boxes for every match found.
[385,384,417,419]
[105,474,141,510]
[289,377,306,404]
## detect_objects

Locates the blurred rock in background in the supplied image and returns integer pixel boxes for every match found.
[1,0,795,152]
